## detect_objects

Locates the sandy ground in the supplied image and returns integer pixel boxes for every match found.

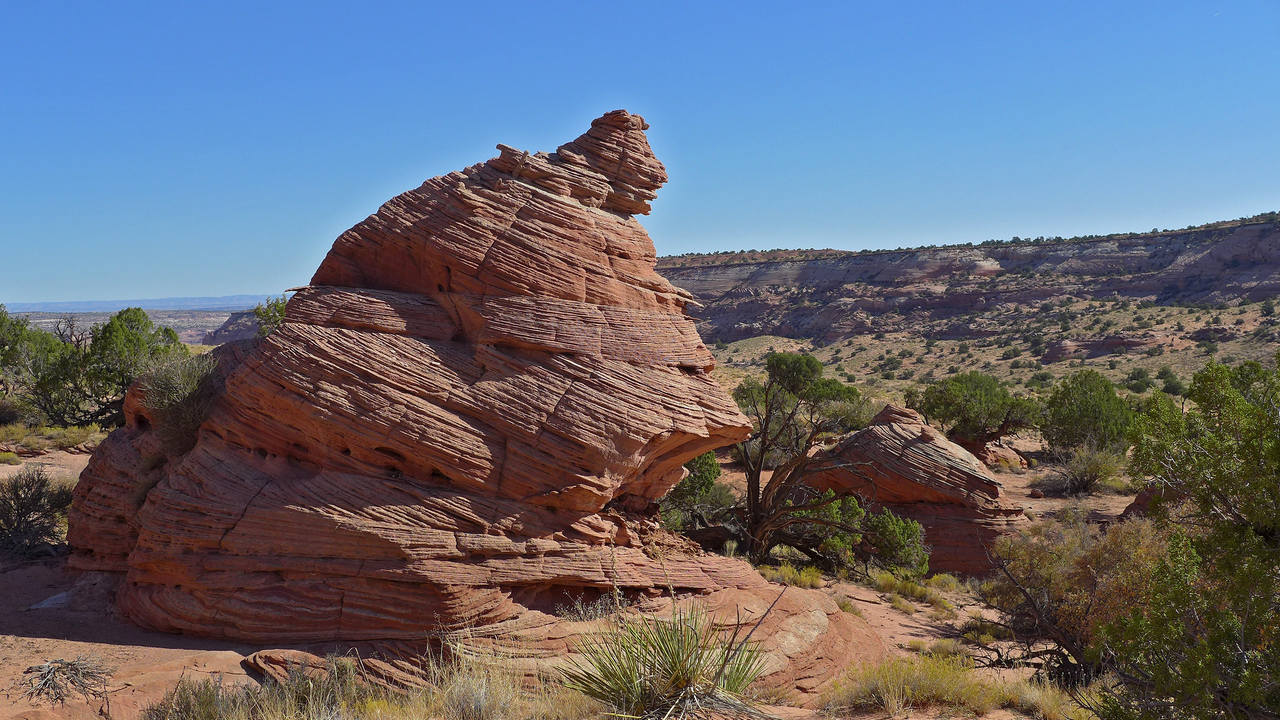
[0,562,251,720]
[0,439,1124,719]
[0,451,92,484]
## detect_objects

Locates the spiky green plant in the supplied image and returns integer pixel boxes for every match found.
[560,607,767,719]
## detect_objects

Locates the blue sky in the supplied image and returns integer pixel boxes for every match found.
[3,1,1278,303]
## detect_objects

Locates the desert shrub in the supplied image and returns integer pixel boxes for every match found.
[960,614,1016,646]
[981,513,1168,686]
[1160,376,1187,396]
[253,295,289,338]
[554,593,627,622]
[0,451,19,465]
[14,656,113,706]
[911,371,1038,447]
[758,562,822,588]
[869,570,952,611]
[1041,370,1132,451]
[921,638,968,658]
[836,598,861,615]
[561,607,765,719]
[660,452,735,533]
[889,594,917,614]
[138,353,218,455]
[0,465,74,557]
[824,655,1092,719]
[1124,368,1154,394]
[1098,359,1280,719]
[1041,445,1126,496]
[926,573,962,593]
[0,396,25,424]
[42,423,102,450]
[863,507,929,578]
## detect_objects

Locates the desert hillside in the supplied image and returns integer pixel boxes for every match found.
[657,213,1280,343]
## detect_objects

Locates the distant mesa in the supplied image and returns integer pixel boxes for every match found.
[68,110,879,699]
[656,219,1280,344]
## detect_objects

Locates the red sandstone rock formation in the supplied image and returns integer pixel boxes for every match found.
[963,439,1028,470]
[68,110,880,699]
[808,405,1026,575]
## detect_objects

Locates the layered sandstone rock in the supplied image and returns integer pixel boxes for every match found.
[808,406,1026,575]
[68,110,878,699]
[656,221,1280,345]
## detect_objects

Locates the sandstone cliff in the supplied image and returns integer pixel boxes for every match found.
[656,218,1280,343]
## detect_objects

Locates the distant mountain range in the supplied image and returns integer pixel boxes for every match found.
[3,295,271,314]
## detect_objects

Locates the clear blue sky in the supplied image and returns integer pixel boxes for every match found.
[3,1,1278,303]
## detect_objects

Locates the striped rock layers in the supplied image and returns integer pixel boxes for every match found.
[810,405,1027,575]
[67,110,880,698]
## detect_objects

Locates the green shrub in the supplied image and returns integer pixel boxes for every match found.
[0,465,74,557]
[1042,370,1132,451]
[253,295,289,338]
[138,353,218,455]
[912,371,1038,447]
[561,607,765,719]
[0,452,19,465]
[1104,359,1280,718]
[0,397,25,425]
[863,508,929,579]
[660,452,734,533]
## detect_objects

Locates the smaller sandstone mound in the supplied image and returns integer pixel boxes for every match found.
[808,406,1026,575]
[964,439,1028,470]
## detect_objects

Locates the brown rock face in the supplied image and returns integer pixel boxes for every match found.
[68,110,877,698]
[808,406,1026,575]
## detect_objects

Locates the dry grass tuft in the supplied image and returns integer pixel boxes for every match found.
[825,654,1094,719]
[758,562,823,588]
[141,654,598,720]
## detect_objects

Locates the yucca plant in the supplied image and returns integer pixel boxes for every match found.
[560,606,768,719]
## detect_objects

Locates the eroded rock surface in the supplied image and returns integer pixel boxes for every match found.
[68,110,877,699]
[809,405,1026,575]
